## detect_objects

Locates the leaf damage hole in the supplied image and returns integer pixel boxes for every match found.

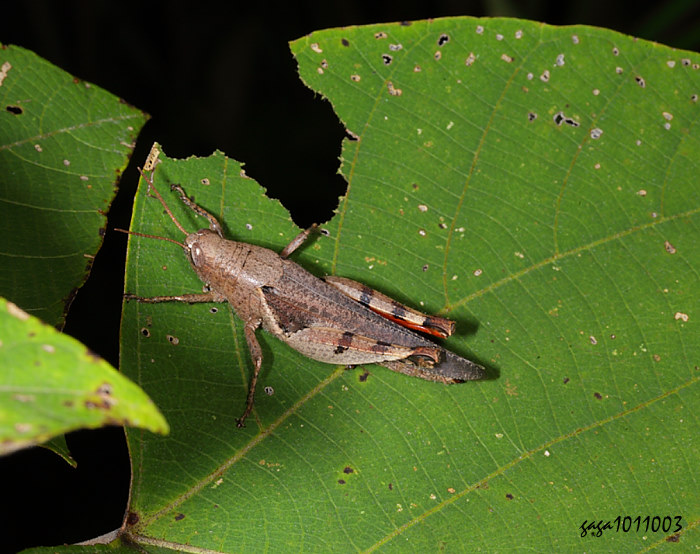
[437,33,449,46]
[341,38,349,47]
[553,111,579,127]
[635,75,646,88]
[434,51,442,61]
[167,334,180,345]
[264,386,274,396]
[382,54,393,65]
[140,327,151,337]
[5,105,22,115]
[527,112,538,121]
[540,70,550,82]
[350,74,361,82]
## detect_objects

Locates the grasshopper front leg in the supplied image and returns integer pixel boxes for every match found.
[237,320,263,427]
[124,290,226,304]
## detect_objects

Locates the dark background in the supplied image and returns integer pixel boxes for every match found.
[1,1,697,551]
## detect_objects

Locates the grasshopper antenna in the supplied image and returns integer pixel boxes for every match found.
[114,164,188,248]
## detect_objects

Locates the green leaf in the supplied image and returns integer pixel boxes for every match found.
[0,297,168,456]
[117,18,698,552]
[0,43,147,327]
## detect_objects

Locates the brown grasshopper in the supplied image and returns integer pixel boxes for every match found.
[123,161,485,427]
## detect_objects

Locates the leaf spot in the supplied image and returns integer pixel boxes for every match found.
[590,128,603,139]
[635,75,646,88]
[389,43,403,51]
[527,112,538,121]
[465,52,476,66]
[515,29,523,39]
[434,51,442,61]
[34,144,43,152]
[501,53,513,63]
[374,32,388,39]
[386,81,402,96]
[674,312,689,322]
[540,70,550,82]
[350,74,361,82]
[475,25,484,34]
[0,61,12,86]
[310,43,322,53]
[612,47,620,56]
[555,53,565,66]
[664,240,677,254]
[571,34,580,44]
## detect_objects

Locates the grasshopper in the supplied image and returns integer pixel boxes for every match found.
[123,158,485,427]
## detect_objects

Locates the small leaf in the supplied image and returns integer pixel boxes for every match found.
[0,43,147,327]
[0,298,168,456]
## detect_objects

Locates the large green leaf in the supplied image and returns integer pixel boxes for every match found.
[113,18,697,552]
[0,43,147,327]
[0,297,168,456]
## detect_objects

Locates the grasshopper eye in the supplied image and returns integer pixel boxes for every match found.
[190,243,204,267]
